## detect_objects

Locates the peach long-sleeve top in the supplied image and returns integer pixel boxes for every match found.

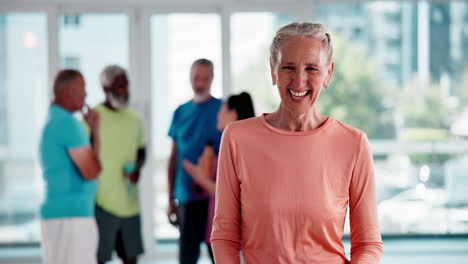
[211,115,383,264]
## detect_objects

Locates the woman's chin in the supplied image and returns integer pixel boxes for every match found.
[282,100,316,116]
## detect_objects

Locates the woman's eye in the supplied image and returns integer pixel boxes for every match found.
[281,66,294,70]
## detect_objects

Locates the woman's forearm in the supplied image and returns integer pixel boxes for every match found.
[194,176,216,195]
[211,239,241,263]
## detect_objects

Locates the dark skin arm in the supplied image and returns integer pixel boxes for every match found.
[127,147,146,183]
[167,141,178,226]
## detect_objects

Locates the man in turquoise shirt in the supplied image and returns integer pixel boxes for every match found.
[39,69,101,264]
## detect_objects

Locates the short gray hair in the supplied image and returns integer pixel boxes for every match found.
[191,58,214,78]
[53,69,82,94]
[100,65,126,88]
[270,22,333,65]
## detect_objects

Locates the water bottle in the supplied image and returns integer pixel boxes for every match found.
[124,161,137,201]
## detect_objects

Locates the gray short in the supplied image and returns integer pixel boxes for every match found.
[95,205,144,261]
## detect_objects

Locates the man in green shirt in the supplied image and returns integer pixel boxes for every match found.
[87,65,146,264]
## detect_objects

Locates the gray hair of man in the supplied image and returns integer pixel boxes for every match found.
[100,65,127,88]
[191,58,214,79]
[270,22,333,66]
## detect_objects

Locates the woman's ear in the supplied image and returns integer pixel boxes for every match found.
[270,57,277,86]
[323,60,335,88]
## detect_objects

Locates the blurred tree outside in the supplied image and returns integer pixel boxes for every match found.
[399,77,453,130]
[317,36,395,139]
[398,77,455,164]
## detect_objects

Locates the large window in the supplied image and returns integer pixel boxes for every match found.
[0,13,48,243]
[151,13,222,239]
[314,1,468,234]
[58,14,129,107]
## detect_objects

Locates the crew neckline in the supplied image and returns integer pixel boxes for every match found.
[260,113,334,136]
[191,96,215,106]
[97,103,128,114]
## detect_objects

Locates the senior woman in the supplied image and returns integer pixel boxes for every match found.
[211,22,383,263]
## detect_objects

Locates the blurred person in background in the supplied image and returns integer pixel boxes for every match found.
[182,91,255,252]
[167,59,222,264]
[39,69,101,264]
[86,65,146,264]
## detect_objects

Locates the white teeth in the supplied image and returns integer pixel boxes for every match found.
[290,89,308,97]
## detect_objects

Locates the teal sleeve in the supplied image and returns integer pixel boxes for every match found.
[168,108,178,140]
[61,116,90,149]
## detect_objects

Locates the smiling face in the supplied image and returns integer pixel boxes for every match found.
[270,36,334,116]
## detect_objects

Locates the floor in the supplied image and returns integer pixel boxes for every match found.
[0,237,467,264]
